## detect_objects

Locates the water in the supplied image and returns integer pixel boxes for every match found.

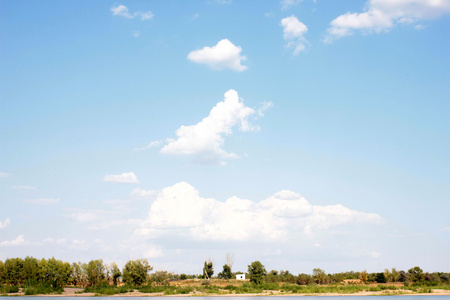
[7,297,450,300]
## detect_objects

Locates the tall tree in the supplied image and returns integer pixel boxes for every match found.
[109,263,122,285]
[248,261,266,284]
[313,268,328,285]
[84,259,105,286]
[218,264,232,279]
[203,260,214,279]
[407,266,424,283]
[122,259,152,286]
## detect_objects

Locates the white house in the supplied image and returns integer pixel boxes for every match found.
[236,274,245,280]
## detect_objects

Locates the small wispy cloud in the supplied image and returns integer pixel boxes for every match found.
[104,172,140,184]
[324,0,450,42]
[191,12,199,20]
[130,188,157,198]
[134,141,161,152]
[281,15,309,55]
[132,30,141,38]
[22,198,60,205]
[111,5,153,21]
[281,0,303,10]
[12,185,37,190]
[0,234,30,247]
[0,218,11,230]
[0,172,10,178]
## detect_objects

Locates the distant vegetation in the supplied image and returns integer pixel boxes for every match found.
[0,256,449,295]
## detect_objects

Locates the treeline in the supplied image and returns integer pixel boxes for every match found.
[0,257,153,289]
[263,267,450,285]
[1,256,449,295]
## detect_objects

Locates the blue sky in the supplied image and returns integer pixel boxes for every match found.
[1,0,449,274]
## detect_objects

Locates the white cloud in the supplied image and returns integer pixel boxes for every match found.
[12,185,37,190]
[135,181,383,242]
[104,172,139,184]
[130,188,157,198]
[69,211,100,223]
[191,12,200,20]
[281,15,309,55]
[369,251,382,258]
[132,30,141,38]
[144,246,163,258]
[134,141,161,152]
[69,239,90,251]
[22,198,60,205]
[111,4,153,21]
[187,39,247,72]
[44,237,67,244]
[0,218,10,230]
[443,227,450,232]
[281,0,303,10]
[258,101,274,117]
[415,24,425,30]
[325,0,450,42]
[0,172,10,178]
[160,89,266,164]
[0,234,30,246]
[214,0,232,4]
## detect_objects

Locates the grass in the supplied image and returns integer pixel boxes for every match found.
[23,283,63,295]
[84,284,133,295]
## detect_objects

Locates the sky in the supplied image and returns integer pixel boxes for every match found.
[1,0,449,275]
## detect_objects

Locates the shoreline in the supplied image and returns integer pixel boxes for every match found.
[4,289,450,297]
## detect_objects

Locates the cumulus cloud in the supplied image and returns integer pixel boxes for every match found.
[111,4,153,20]
[281,0,303,10]
[325,0,450,42]
[0,172,10,178]
[160,89,266,164]
[22,198,60,205]
[187,39,247,72]
[0,234,30,246]
[135,182,383,242]
[104,172,139,184]
[0,218,10,230]
[443,227,450,232]
[281,15,309,55]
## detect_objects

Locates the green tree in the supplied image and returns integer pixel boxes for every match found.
[407,266,424,283]
[203,260,214,279]
[148,270,170,286]
[359,270,368,283]
[0,260,5,285]
[122,259,152,286]
[23,256,39,286]
[313,268,328,284]
[5,258,24,285]
[375,272,387,283]
[390,268,399,282]
[84,259,105,286]
[218,264,232,279]
[70,262,86,287]
[248,261,266,284]
[109,263,122,285]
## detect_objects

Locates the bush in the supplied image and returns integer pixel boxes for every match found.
[7,286,19,293]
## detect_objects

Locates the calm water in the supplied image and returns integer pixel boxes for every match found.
[6,297,450,300]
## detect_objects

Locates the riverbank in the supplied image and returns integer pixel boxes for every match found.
[3,287,450,297]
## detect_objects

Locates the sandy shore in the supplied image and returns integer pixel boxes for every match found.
[3,287,450,297]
